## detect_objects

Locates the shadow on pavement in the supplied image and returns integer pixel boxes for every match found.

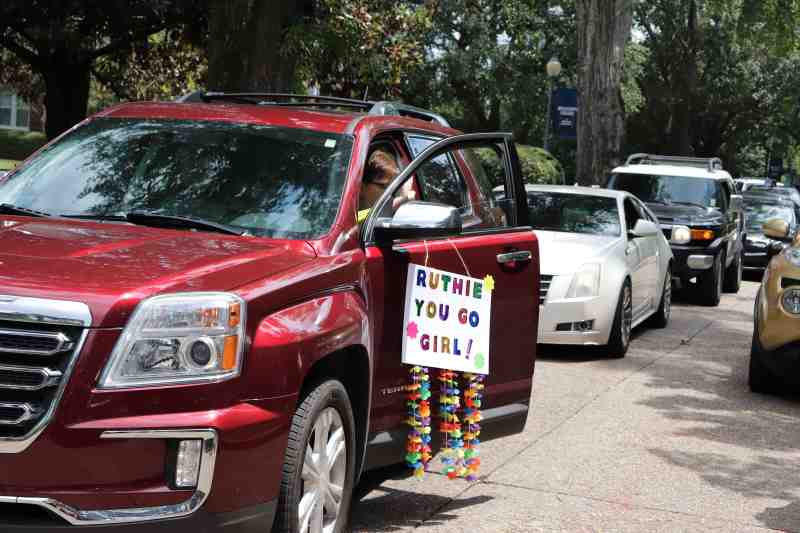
[350,464,492,531]
[634,282,800,530]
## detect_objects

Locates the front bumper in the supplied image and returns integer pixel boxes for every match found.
[756,256,800,353]
[0,500,276,532]
[538,297,612,346]
[670,243,722,281]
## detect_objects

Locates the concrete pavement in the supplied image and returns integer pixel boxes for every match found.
[351,280,800,532]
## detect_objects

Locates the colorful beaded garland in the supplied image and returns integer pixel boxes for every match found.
[462,373,484,481]
[405,366,432,478]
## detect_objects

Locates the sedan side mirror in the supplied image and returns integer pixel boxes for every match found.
[764,218,791,241]
[374,201,462,244]
[629,219,659,238]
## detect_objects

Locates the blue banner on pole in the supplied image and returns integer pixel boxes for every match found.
[550,88,578,140]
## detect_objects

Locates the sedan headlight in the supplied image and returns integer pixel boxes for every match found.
[784,247,800,267]
[670,225,691,244]
[99,292,245,389]
[566,263,602,299]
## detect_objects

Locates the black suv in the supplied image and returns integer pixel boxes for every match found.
[606,154,744,306]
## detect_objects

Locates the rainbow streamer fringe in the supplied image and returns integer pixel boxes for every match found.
[438,370,467,479]
[405,366,432,478]
[462,373,484,481]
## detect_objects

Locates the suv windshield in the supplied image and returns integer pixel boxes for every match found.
[527,192,621,236]
[608,172,724,210]
[744,202,796,231]
[0,118,354,239]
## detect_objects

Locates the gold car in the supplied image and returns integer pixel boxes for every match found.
[751,218,800,393]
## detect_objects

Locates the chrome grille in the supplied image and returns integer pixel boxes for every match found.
[0,321,83,439]
[540,275,554,305]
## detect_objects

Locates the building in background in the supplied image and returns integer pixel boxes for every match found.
[0,89,44,132]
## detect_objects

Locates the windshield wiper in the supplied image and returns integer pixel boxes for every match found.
[125,210,246,236]
[670,201,710,209]
[61,213,127,221]
[0,203,50,218]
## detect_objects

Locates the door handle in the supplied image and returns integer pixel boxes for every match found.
[497,250,532,264]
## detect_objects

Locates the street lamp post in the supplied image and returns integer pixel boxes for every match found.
[543,57,562,153]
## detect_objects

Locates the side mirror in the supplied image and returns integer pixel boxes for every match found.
[374,201,462,244]
[730,194,743,211]
[629,219,659,238]
[764,218,791,241]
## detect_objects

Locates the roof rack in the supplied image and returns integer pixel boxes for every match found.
[176,91,451,127]
[625,153,723,172]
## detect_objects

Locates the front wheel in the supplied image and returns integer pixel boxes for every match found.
[723,250,743,293]
[698,253,722,307]
[275,380,356,533]
[749,329,779,395]
[607,281,632,358]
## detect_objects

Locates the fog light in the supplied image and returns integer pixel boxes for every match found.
[782,288,800,315]
[175,440,203,488]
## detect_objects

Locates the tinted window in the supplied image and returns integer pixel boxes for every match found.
[744,202,796,231]
[406,135,467,210]
[460,146,511,229]
[528,192,621,236]
[0,118,353,239]
[608,173,724,210]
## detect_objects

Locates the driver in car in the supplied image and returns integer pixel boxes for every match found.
[357,147,416,223]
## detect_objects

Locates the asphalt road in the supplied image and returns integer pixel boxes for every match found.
[351,279,800,532]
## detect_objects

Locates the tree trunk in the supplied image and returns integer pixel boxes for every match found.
[671,0,698,155]
[575,0,633,185]
[207,0,311,92]
[42,59,91,140]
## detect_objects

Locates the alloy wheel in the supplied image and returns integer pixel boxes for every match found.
[622,284,633,347]
[299,407,347,533]
[663,272,672,321]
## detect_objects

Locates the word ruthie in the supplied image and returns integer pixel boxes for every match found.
[415,269,484,300]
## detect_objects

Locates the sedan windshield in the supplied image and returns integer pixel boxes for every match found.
[744,202,796,231]
[527,192,621,236]
[0,118,354,239]
[608,172,724,210]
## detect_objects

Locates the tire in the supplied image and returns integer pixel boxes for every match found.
[723,249,743,293]
[698,253,723,307]
[749,329,778,394]
[607,281,632,358]
[274,379,356,533]
[648,267,672,329]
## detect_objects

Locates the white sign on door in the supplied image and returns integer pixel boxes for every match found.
[401,264,492,375]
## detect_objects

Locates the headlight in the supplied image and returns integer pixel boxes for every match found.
[671,225,691,244]
[782,287,800,315]
[784,247,800,267]
[566,263,601,299]
[98,292,245,389]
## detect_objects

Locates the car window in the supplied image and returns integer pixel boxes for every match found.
[608,172,724,210]
[0,118,354,239]
[623,198,642,232]
[406,135,467,211]
[745,202,796,231]
[459,146,513,229]
[527,192,621,237]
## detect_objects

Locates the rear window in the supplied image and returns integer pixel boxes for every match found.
[527,192,621,236]
[608,172,724,210]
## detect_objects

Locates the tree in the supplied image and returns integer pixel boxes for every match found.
[0,1,201,139]
[206,0,314,92]
[575,0,633,185]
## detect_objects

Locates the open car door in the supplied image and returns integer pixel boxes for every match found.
[361,133,540,468]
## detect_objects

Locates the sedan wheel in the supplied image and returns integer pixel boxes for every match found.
[607,282,632,358]
[648,268,672,329]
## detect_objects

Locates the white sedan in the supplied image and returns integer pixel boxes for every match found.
[528,185,674,357]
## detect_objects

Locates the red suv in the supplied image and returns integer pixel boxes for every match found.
[0,93,539,532]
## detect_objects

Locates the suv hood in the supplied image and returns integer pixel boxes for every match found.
[535,230,620,275]
[0,217,316,327]
[646,203,725,225]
